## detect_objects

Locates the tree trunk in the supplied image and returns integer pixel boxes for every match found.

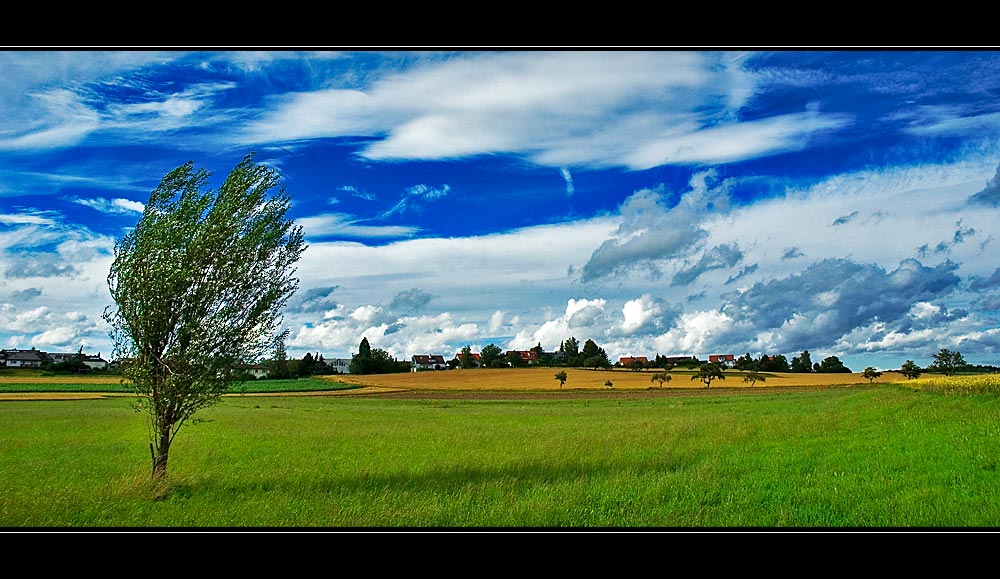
[152,428,171,480]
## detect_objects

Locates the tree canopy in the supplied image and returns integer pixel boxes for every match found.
[930,348,967,376]
[104,153,305,479]
[692,362,725,388]
[900,359,922,380]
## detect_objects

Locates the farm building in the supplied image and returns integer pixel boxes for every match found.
[709,354,736,367]
[619,356,649,367]
[0,348,50,368]
[505,350,540,365]
[411,354,448,372]
[453,351,482,368]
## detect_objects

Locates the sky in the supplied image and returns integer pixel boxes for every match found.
[2,48,1000,372]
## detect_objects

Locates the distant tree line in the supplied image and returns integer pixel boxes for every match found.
[279,335,999,378]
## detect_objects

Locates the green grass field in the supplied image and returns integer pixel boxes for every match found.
[2,375,1000,528]
[0,375,359,394]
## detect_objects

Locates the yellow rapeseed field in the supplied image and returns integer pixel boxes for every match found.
[332,367,906,391]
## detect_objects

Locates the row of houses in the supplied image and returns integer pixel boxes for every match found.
[0,348,109,370]
[411,350,542,371]
[411,351,737,371]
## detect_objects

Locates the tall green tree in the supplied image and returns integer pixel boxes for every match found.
[459,345,475,369]
[480,343,503,368]
[348,337,373,375]
[349,337,404,374]
[817,355,851,373]
[268,334,291,379]
[790,350,813,373]
[297,352,316,377]
[930,348,967,376]
[580,339,610,369]
[559,337,580,366]
[104,154,305,480]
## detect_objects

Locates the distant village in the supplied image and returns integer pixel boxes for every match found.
[0,347,110,371]
[0,344,736,378]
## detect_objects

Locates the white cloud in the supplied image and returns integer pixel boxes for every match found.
[241,51,847,171]
[297,213,420,239]
[68,196,144,214]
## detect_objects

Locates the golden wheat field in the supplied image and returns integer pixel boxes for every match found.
[332,367,905,391]
[0,374,123,384]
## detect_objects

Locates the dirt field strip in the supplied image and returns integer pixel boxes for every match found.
[0,368,907,401]
[332,367,906,391]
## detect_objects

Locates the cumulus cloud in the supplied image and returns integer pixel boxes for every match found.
[727,258,962,351]
[832,211,859,226]
[620,294,681,336]
[969,163,1000,207]
[670,243,744,287]
[388,288,434,313]
[509,298,610,350]
[290,285,340,313]
[969,268,1000,290]
[782,247,804,260]
[10,287,42,301]
[4,254,79,279]
[579,170,730,282]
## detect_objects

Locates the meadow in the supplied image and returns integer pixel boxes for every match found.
[2,369,999,528]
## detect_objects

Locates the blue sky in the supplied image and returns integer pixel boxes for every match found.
[2,49,1000,371]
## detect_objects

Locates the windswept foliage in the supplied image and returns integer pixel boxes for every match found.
[104,154,305,479]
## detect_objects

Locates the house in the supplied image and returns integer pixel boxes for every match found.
[454,351,481,368]
[82,354,108,370]
[0,348,50,368]
[245,364,270,379]
[619,356,649,367]
[47,351,106,370]
[505,350,539,365]
[709,354,736,367]
[411,354,448,372]
[326,358,351,374]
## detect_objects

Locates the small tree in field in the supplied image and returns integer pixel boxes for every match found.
[900,359,922,380]
[743,368,766,387]
[104,154,305,481]
[605,379,614,389]
[693,362,725,388]
[651,371,671,388]
[554,370,567,389]
[862,367,882,383]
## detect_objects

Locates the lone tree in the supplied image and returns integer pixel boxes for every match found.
[554,370,567,389]
[693,362,725,388]
[104,154,305,481]
[899,359,922,380]
[930,348,967,376]
[651,371,672,388]
[743,367,766,387]
[862,367,883,383]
